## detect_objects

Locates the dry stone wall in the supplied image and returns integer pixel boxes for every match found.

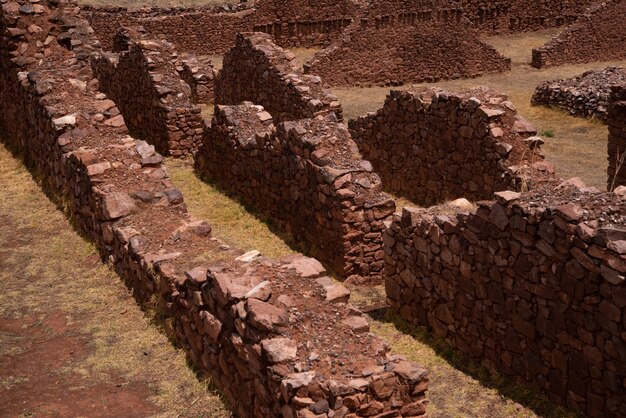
[384,184,626,418]
[349,88,554,206]
[81,0,595,57]
[532,0,626,69]
[216,32,343,122]
[91,28,203,156]
[195,103,395,283]
[81,0,359,55]
[175,54,217,104]
[609,85,626,190]
[359,0,595,33]
[305,19,511,87]
[532,67,626,122]
[0,2,430,417]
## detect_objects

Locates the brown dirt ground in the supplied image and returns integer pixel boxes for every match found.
[0,142,230,418]
[332,29,626,190]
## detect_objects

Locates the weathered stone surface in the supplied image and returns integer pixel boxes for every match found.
[262,337,298,363]
[102,192,138,220]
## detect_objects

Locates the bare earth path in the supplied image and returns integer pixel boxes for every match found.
[0,143,230,418]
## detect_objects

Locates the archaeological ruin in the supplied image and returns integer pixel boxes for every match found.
[1,0,625,417]
[532,67,626,122]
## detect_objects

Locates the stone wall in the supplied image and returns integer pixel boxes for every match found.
[609,85,626,190]
[195,103,395,283]
[349,88,553,206]
[305,19,511,87]
[91,28,203,156]
[532,67,626,122]
[175,54,217,104]
[0,2,429,417]
[81,0,359,55]
[81,0,595,56]
[359,0,595,33]
[384,184,626,418]
[532,0,626,68]
[216,32,343,122]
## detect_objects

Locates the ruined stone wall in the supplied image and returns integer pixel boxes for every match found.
[532,67,626,122]
[349,0,594,33]
[349,88,552,206]
[532,0,626,68]
[81,0,595,57]
[305,20,511,87]
[0,3,429,417]
[175,54,217,104]
[385,185,626,418]
[195,103,395,283]
[216,33,343,122]
[609,85,626,190]
[81,0,358,55]
[91,28,203,156]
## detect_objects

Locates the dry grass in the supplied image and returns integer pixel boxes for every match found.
[0,142,230,417]
[166,158,294,259]
[325,29,626,190]
[78,0,241,8]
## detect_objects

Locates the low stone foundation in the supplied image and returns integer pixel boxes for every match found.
[532,67,626,122]
[216,32,343,122]
[91,27,203,156]
[349,88,554,206]
[384,184,626,418]
[195,103,395,283]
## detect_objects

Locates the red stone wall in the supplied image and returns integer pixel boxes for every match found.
[81,0,596,56]
[305,20,511,87]
[532,67,626,122]
[349,88,553,206]
[216,32,343,122]
[532,0,626,68]
[609,85,626,190]
[195,104,395,283]
[385,185,626,418]
[81,0,359,55]
[175,54,217,104]
[91,28,203,156]
[0,3,429,417]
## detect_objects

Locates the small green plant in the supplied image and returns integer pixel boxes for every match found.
[541,129,554,138]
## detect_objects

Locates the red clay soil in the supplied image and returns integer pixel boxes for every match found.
[0,310,161,418]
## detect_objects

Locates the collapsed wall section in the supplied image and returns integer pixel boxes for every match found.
[305,19,511,87]
[609,85,626,190]
[195,103,395,283]
[385,185,626,418]
[532,67,626,122]
[349,88,553,206]
[0,2,429,417]
[91,27,203,156]
[216,32,343,122]
[532,0,626,68]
